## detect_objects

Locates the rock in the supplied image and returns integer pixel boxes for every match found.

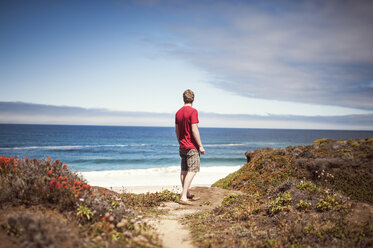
[245,151,252,163]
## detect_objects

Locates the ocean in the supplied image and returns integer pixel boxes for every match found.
[1,124,372,188]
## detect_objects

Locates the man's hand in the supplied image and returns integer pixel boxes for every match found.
[199,146,205,155]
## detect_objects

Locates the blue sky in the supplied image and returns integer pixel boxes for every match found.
[1,0,373,129]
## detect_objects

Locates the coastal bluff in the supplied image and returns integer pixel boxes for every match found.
[186,138,373,247]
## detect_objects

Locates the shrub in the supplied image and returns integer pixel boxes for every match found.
[0,156,164,247]
[296,200,312,211]
[317,195,339,211]
[297,181,319,193]
[314,138,334,145]
[0,156,91,210]
[5,213,81,248]
[269,191,292,214]
[121,189,179,209]
[221,193,240,206]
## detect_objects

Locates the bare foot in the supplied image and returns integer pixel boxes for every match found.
[179,199,193,205]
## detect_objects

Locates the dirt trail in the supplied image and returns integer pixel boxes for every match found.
[147,186,241,248]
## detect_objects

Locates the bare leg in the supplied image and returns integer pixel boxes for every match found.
[180,172,196,201]
[180,171,187,186]
[180,171,193,198]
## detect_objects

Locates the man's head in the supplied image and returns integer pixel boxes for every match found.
[183,89,194,103]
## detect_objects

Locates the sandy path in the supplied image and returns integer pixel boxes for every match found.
[147,186,241,248]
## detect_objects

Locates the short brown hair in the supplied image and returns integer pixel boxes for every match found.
[183,89,194,103]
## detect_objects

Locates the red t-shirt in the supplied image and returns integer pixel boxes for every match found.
[175,106,199,149]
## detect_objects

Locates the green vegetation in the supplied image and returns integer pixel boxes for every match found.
[77,205,93,220]
[122,189,179,210]
[332,172,373,203]
[296,200,312,212]
[317,195,339,211]
[187,138,373,247]
[297,181,319,193]
[269,191,292,214]
[314,138,334,144]
[213,148,294,195]
[0,156,179,247]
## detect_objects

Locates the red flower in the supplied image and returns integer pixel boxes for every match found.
[83,184,91,190]
[58,176,63,181]
[56,183,62,190]
[101,217,106,221]
[47,170,52,176]
[47,157,51,161]
[35,186,39,190]
[64,176,67,180]
[74,181,82,186]
[63,164,67,168]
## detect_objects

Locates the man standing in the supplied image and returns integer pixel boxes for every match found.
[175,89,205,205]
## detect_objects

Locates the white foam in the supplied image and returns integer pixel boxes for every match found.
[204,143,245,147]
[204,142,284,147]
[80,165,242,188]
[0,144,129,150]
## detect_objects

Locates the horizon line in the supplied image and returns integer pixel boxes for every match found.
[1,122,372,132]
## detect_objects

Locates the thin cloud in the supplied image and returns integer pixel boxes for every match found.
[0,102,372,130]
[158,0,373,110]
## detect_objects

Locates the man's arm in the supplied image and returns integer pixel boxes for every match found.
[175,124,180,144]
[191,123,205,154]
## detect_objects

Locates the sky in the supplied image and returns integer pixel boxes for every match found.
[0,0,373,129]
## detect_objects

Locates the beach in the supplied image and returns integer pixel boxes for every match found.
[80,165,241,193]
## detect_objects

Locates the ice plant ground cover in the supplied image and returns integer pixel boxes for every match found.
[0,156,179,247]
[185,139,373,247]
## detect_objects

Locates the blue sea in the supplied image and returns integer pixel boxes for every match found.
[1,124,372,187]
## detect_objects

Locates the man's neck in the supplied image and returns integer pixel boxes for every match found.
[184,103,193,107]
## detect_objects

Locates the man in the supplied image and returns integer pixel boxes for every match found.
[175,89,205,205]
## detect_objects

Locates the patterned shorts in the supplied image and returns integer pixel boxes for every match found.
[179,148,200,172]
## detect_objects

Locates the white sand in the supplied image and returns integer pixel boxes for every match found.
[80,165,241,192]
[107,184,212,194]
